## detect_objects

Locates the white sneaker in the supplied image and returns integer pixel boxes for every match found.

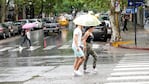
[74,70,83,76]
[84,69,90,73]
[19,46,23,50]
[92,68,98,73]
[29,46,34,50]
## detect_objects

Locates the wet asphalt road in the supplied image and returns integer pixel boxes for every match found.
[0,22,149,84]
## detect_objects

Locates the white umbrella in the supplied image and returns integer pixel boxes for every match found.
[73,14,101,26]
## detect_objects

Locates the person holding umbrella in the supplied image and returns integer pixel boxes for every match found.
[72,25,85,76]
[19,23,35,50]
[19,29,33,50]
[72,14,100,76]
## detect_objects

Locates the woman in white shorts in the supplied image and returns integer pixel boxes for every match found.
[72,25,85,76]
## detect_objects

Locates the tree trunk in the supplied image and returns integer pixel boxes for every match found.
[15,4,18,21]
[109,0,121,42]
[1,0,6,22]
[22,0,26,19]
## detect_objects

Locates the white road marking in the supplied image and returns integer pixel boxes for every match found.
[106,54,149,84]
[114,67,149,71]
[0,47,14,52]
[92,44,100,49]
[111,71,149,76]
[32,41,39,44]
[107,76,149,81]
[58,45,71,49]
[43,45,56,50]
[125,53,149,56]
[105,82,149,84]
[10,47,26,52]
[116,64,149,68]
[117,63,149,66]
[27,46,41,51]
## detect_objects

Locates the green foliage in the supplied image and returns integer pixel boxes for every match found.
[4,0,129,18]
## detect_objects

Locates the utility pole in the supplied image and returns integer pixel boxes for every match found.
[133,0,137,46]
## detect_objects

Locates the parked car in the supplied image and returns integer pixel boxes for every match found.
[92,14,112,42]
[92,22,108,41]
[0,23,11,39]
[100,15,112,39]
[43,20,60,36]
[29,19,43,29]
[3,22,19,36]
[14,19,30,33]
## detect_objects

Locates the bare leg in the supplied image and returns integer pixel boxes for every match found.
[74,57,79,70]
[76,56,85,70]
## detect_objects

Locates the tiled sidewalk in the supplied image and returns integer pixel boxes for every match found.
[119,26,149,50]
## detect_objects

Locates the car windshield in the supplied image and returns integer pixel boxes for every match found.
[17,20,27,24]
[29,20,36,23]
[101,16,109,20]
[0,23,7,28]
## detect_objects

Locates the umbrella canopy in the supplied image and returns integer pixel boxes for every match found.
[73,14,101,26]
[22,23,36,29]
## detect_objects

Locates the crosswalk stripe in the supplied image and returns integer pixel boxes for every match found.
[58,45,71,49]
[111,71,149,76]
[105,82,149,84]
[125,53,149,56]
[120,60,149,62]
[10,47,26,52]
[117,63,149,66]
[92,44,99,49]
[10,48,20,52]
[0,43,102,52]
[0,47,13,52]
[43,45,56,50]
[27,46,41,51]
[58,44,101,49]
[106,55,149,84]
[119,61,149,64]
[114,67,149,71]
[116,64,149,68]
[107,76,149,81]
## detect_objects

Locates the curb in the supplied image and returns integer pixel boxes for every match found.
[119,45,149,50]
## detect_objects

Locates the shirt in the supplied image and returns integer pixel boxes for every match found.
[72,27,82,47]
[26,31,31,39]
[86,33,94,43]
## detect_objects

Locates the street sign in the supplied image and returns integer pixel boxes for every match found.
[115,0,120,12]
[126,8,137,14]
[128,0,144,7]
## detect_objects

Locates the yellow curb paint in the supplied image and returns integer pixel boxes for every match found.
[111,41,134,47]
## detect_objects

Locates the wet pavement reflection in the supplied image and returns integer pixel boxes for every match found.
[1,22,149,84]
[0,24,124,67]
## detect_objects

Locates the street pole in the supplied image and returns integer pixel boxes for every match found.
[133,0,137,46]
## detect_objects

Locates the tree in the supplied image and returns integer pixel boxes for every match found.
[1,0,6,22]
[109,0,121,42]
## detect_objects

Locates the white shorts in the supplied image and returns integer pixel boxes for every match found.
[72,46,84,57]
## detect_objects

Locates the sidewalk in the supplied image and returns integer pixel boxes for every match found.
[119,24,149,50]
